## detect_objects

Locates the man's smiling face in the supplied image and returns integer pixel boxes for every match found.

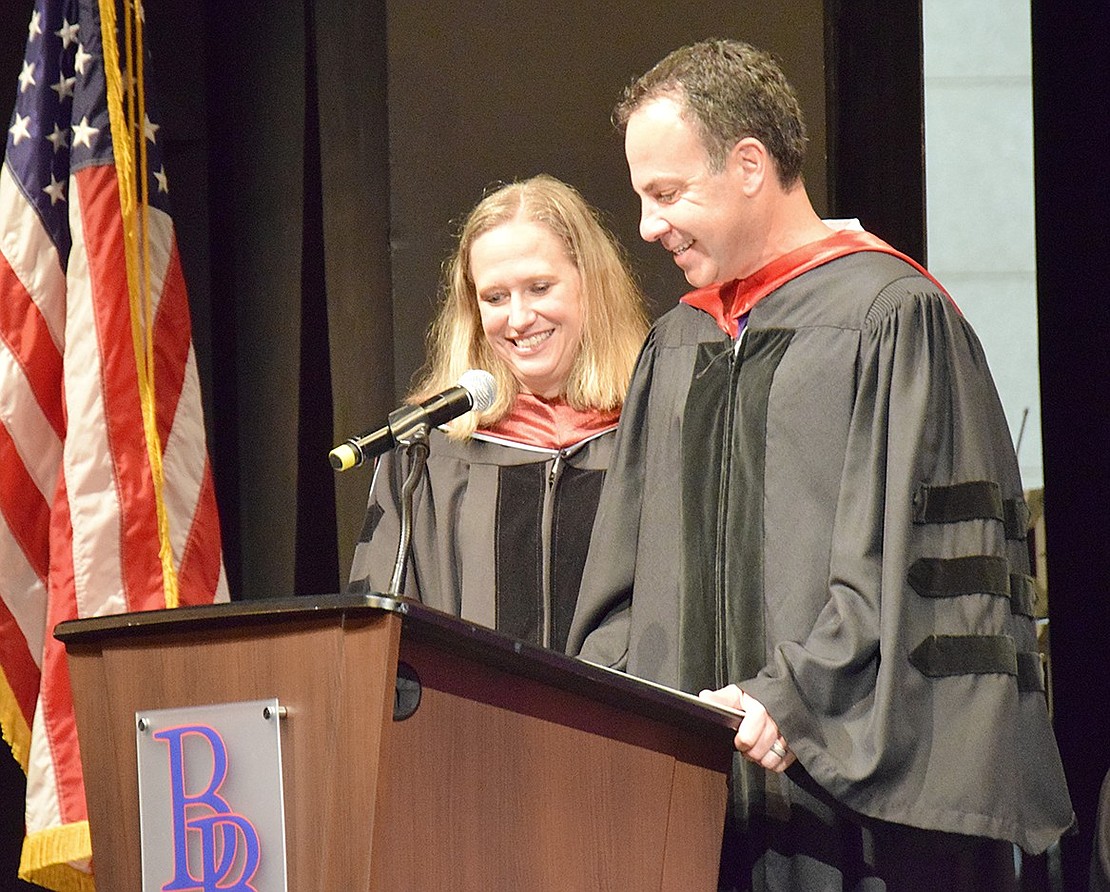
[625,95,756,287]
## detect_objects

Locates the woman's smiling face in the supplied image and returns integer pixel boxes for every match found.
[471,219,584,398]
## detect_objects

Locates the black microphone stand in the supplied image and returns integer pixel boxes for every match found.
[387,421,431,597]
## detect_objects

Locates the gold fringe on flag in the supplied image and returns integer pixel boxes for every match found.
[97,0,181,608]
[18,821,96,892]
[0,670,31,771]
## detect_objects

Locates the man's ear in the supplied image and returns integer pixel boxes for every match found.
[730,136,769,196]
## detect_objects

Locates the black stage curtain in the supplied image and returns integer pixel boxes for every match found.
[1031,1,1110,886]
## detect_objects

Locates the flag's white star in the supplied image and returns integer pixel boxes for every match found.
[28,10,43,40]
[52,73,76,101]
[8,114,31,145]
[46,123,68,152]
[43,175,67,205]
[56,18,79,50]
[143,115,160,144]
[71,116,98,149]
[74,44,93,76]
[18,61,36,93]
[153,167,169,193]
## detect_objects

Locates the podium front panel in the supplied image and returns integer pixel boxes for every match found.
[56,595,736,891]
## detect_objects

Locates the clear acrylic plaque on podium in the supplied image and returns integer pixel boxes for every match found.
[136,698,289,891]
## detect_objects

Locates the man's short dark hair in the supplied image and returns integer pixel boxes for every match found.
[614,39,808,187]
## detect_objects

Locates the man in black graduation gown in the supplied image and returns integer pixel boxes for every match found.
[567,39,1073,891]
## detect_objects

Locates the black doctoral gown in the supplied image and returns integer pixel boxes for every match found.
[567,248,1073,884]
[350,425,614,652]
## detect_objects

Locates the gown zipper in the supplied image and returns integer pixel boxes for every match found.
[541,450,567,649]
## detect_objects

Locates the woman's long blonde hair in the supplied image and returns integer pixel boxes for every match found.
[410,175,650,439]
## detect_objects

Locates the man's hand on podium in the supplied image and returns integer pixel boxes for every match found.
[699,684,795,774]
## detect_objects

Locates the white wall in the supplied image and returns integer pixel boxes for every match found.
[923,1,1042,488]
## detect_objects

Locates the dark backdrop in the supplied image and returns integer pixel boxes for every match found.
[2,1,1106,889]
[1030,0,1110,886]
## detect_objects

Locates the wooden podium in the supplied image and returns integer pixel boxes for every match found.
[55,594,737,890]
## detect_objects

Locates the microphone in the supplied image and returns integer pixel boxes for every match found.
[329,369,497,471]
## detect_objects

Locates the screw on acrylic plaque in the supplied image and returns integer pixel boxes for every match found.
[262,705,288,721]
[137,717,150,733]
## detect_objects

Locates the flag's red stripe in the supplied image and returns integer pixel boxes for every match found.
[0,258,65,438]
[75,165,164,610]
[177,460,224,603]
[0,595,39,728]
[0,426,52,583]
[43,474,87,825]
[152,241,189,444]
[152,232,223,604]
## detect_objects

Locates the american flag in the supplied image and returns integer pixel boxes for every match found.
[1,0,228,887]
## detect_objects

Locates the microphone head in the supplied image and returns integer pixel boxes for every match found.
[457,369,497,412]
[328,442,362,471]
